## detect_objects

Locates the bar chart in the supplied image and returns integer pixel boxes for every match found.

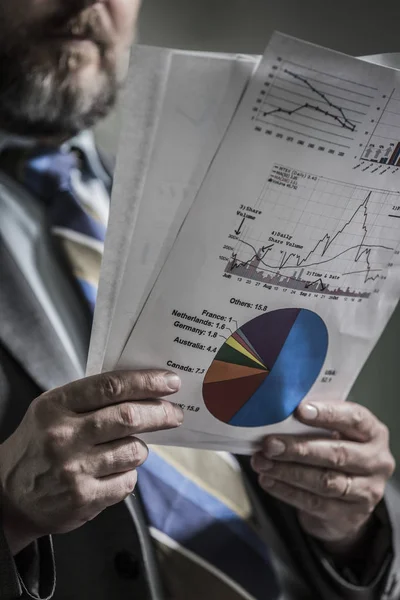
[361,89,400,165]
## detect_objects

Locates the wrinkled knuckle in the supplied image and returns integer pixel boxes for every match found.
[320,470,340,495]
[351,407,366,433]
[129,440,147,466]
[85,414,103,438]
[161,401,177,427]
[44,424,74,456]
[296,443,309,459]
[138,371,156,396]
[324,403,337,424]
[331,443,348,468]
[100,374,125,400]
[118,403,139,429]
[100,451,114,473]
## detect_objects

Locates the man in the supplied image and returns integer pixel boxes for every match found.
[0,1,399,599]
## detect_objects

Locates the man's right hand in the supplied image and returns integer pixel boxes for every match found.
[0,370,183,555]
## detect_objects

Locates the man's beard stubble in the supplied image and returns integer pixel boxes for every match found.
[0,8,119,139]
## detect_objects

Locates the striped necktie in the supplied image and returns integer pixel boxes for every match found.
[15,146,280,600]
[10,146,109,312]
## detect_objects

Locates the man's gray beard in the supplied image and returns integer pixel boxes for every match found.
[0,50,118,139]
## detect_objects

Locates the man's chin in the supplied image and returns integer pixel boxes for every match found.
[0,57,118,140]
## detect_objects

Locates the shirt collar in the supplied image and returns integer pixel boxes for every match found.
[0,131,34,153]
[0,129,111,188]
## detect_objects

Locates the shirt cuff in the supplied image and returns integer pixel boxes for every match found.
[307,501,393,588]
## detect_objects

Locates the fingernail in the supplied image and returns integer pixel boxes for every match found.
[173,403,184,424]
[164,373,181,391]
[266,439,286,457]
[301,404,318,420]
[261,476,275,488]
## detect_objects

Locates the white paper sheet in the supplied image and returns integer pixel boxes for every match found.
[116,34,400,450]
[100,51,258,372]
[87,45,172,374]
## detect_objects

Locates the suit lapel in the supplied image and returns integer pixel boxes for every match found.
[0,174,89,391]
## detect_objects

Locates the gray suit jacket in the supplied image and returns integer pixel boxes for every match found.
[0,166,399,600]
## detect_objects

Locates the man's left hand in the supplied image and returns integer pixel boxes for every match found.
[251,401,395,550]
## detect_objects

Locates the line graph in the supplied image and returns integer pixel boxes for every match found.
[361,88,400,165]
[263,70,356,132]
[252,58,376,156]
[222,165,400,298]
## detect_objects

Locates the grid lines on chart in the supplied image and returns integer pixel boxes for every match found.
[252,58,376,156]
[227,168,400,298]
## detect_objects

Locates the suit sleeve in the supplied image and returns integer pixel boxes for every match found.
[0,501,55,600]
[239,457,400,599]
[268,487,400,599]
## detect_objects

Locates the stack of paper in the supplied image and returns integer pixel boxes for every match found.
[88,34,400,454]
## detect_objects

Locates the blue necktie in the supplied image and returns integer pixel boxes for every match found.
[18,147,280,600]
[22,147,108,311]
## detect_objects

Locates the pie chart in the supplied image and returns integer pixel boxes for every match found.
[203,308,328,428]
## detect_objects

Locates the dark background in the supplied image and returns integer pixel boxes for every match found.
[139,0,400,56]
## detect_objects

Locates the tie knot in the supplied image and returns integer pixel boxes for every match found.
[24,148,79,202]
